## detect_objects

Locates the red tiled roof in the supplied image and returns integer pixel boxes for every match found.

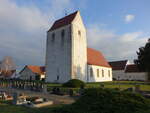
[125,64,144,73]
[87,48,111,67]
[27,65,45,75]
[109,60,128,70]
[48,11,78,31]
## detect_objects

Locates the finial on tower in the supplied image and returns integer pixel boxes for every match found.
[65,10,68,16]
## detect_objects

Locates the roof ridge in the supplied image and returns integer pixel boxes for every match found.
[54,11,78,23]
[48,11,78,31]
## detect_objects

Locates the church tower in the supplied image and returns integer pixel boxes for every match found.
[46,11,87,83]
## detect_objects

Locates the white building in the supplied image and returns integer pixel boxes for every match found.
[46,11,112,83]
[109,60,148,81]
[87,48,112,82]
[19,65,45,81]
[109,60,129,80]
[125,64,147,81]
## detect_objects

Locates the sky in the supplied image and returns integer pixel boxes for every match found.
[0,0,150,70]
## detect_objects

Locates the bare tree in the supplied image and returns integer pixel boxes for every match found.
[0,56,16,71]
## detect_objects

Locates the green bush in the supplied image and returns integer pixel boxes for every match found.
[54,88,150,113]
[62,79,85,88]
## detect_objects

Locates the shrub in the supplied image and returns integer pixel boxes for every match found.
[113,78,116,81]
[54,88,150,113]
[62,79,85,88]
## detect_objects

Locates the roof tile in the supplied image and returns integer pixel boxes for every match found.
[27,65,45,75]
[87,48,111,67]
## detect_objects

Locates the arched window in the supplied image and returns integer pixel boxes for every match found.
[102,69,104,77]
[97,69,99,77]
[51,33,55,42]
[90,68,93,77]
[108,70,110,77]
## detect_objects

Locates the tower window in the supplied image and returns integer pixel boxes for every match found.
[78,30,81,36]
[61,30,65,46]
[51,33,55,42]
[57,76,59,81]
[61,29,65,37]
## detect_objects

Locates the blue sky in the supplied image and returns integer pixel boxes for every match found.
[0,0,150,70]
[13,0,150,33]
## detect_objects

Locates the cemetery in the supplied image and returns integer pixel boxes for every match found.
[1,79,150,113]
[0,91,13,101]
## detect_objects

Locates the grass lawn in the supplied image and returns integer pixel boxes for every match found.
[86,81,150,91]
[46,83,62,87]
[46,81,150,91]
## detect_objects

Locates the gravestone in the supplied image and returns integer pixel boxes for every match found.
[1,92,7,100]
[43,84,47,93]
[13,92,18,105]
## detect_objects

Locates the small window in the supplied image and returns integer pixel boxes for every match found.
[78,30,81,36]
[102,69,104,77]
[97,69,99,77]
[51,33,55,42]
[90,68,93,77]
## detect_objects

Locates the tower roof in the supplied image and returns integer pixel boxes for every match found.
[48,11,78,32]
[87,48,111,67]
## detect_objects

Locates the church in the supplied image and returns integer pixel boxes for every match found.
[46,11,112,83]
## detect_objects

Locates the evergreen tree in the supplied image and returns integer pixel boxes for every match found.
[135,39,150,79]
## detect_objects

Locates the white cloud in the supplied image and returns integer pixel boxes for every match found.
[125,14,135,23]
[120,32,143,42]
[87,24,148,61]
[0,0,73,70]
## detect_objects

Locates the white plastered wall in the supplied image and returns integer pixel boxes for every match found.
[71,12,87,82]
[87,65,112,82]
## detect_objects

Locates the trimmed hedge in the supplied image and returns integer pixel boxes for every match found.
[54,88,150,113]
[62,79,85,88]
